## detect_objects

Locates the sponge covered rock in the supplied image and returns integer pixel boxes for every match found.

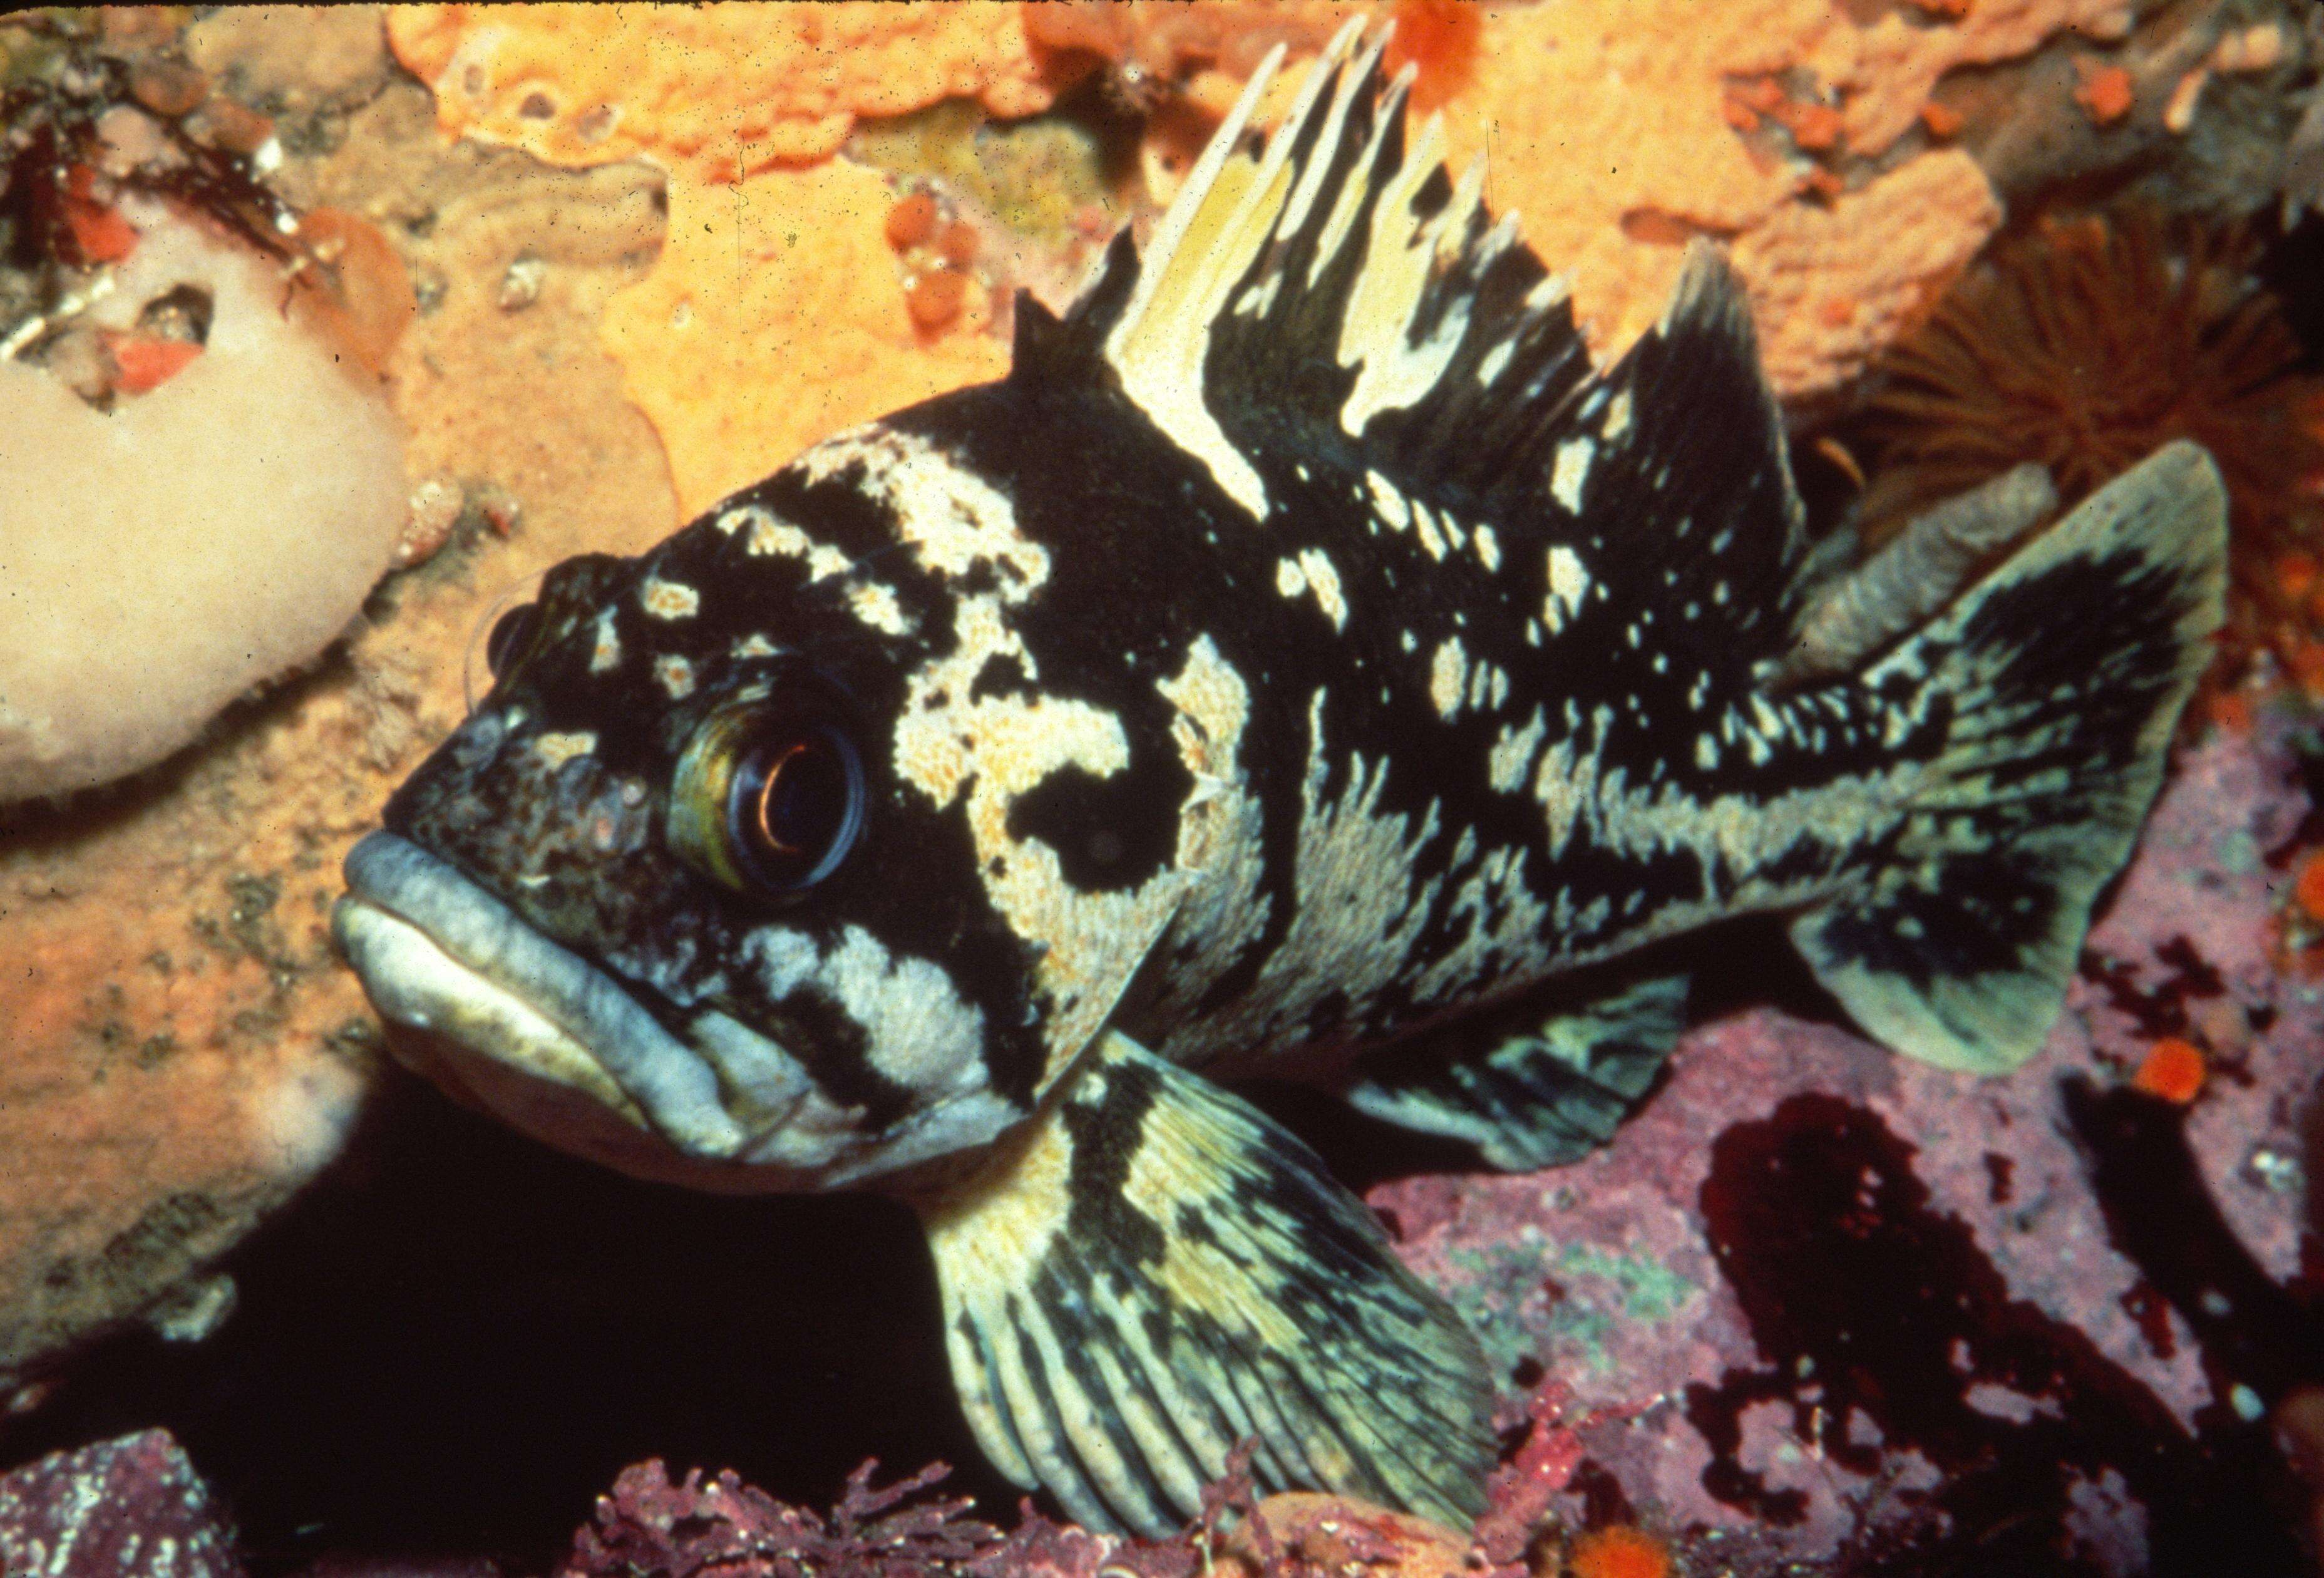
[0,199,408,802]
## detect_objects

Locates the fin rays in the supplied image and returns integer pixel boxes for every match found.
[1794,442,2228,1072]
[915,1029,1493,1535]
[1059,21,1596,521]
[1041,22,1804,671]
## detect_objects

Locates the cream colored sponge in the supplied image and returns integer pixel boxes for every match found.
[0,199,408,802]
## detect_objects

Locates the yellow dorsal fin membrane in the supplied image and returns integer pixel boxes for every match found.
[1023,24,1807,660]
[1792,442,2229,1073]
[910,1029,1493,1535]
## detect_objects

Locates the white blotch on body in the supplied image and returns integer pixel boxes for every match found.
[1543,545,1590,632]
[1411,502,1449,560]
[1296,547,1348,631]
[1488,708,1546,793]
[848,582,910,636]
[534,731,596,768]
[1367,469,1413,534]
[1551,437,1594,514]
[1429,636,1468,719]
[727,503,854,581]
[640,576,701,621]
[1602,388,1632,442]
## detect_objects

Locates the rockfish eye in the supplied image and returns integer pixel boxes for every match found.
[731,725,863,889]
[669,700,865,897]
[484,602,539,678]
[463,569,549,709]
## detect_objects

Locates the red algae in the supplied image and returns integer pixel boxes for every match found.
[2295,850,2324,925]
[1382,0,1482,113]
[1566,1525,1671,1578]
[2132,1038,2208,1105]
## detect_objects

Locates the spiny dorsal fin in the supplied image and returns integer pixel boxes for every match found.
[1545,243,1809,652]
[1034,23,1806,652]
[1042,23,1593,518]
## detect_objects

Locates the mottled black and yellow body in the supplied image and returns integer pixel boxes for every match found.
[333,26,2227,1537]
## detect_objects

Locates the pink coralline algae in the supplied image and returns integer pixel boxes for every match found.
[560,1446,1503,1578]
[0,1430,244,1578]
[1375,711,2324,1573]
[561,1458,1000,1578]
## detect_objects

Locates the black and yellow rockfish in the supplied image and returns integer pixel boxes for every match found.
[333,27,2227,1537]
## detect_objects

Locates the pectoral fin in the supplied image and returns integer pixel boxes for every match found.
[908,1029,1493,1536]
[1347,975,1689,1171]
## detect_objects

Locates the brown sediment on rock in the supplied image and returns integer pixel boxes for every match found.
[596,158,1010,518]
[388,4,1032,517]
[0,9,682,1386]
[381,0,2264,489]
[386,3,1082,182]
[1414,1,2137,397]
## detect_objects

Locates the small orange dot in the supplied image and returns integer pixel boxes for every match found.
[63,164,139,264]
[1918,100,1963,138]
[1569,1525,1672,1578]
[2278,552,2318,602]
[101,331,202,394]
[1778,100,1844,151]
[884,190,937,252]
[2296,850,2324,924]
[2132,1038,2206,1105]
[904,267,968,331]
[2074,61,2135,125]
[935,219,981,269]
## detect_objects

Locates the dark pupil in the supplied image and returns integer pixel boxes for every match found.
[757,740,846,855]
[733,725,863,890]
[485,603,538,678]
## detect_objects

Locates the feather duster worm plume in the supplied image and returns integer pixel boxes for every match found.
[1861,209,2324,698]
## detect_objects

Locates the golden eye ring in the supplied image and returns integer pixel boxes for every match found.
[669,703,866,897]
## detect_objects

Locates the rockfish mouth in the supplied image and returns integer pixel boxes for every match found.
[336,830,973,1191]
[334,830,747,1153]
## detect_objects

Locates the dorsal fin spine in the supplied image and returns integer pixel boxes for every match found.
[1107,41,1288,349]
[1337,144,1486,435]
[1047,18,1802,637]
[1305,71,1411,294]
[1277,33,1388,248]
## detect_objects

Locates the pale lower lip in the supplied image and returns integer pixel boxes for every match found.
[334,831,747,1160]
